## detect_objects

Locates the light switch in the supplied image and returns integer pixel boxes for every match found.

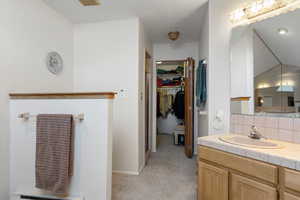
[117,89,128,98]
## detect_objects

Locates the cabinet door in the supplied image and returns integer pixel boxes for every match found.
[230,26,253,98]
[231,174,277,200]
[283,168,300,193]
[284,193,300,200]
[184,58,195,158]
[198,161,228,200]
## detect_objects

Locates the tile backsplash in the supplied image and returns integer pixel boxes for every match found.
[231,114,300,144]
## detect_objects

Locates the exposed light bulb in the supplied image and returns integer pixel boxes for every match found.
[231,9,246,21]
[251,2,263,13]
[264,0,276,7]
[230,0,300,25]
[236,9,246,19]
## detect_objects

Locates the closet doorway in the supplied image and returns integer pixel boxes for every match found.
[155,58,195,158]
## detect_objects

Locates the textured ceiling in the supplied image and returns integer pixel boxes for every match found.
[43,0,208,43]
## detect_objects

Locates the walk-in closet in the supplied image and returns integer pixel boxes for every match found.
[156,59,195,158]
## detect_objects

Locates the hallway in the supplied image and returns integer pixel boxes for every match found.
[112,135,197,200]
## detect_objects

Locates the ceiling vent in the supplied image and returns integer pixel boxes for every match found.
[79,0,100,6]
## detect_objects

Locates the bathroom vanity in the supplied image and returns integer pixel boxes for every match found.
[197,135,300,200]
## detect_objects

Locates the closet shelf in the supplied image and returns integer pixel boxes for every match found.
[158,86,182,89]
[157,73,183,78]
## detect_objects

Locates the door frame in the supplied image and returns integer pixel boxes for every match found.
[152,61,157,152]
[145,50,152,164]
[184,57,195,157]
[151,58,195,155]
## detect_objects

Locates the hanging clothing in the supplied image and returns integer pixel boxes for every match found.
[157,66,184,75]
[158,89,174,118]
[196,60,207,107]
[157,92,161,117]
[173,91,185,120]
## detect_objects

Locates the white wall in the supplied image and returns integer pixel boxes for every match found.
[198,2,209,137]
[206,0,261,135]
[0,0,74,198]
[153,42,199,61]
[73,18,144,174]
[206,0,243,135]
[152,42,199,152]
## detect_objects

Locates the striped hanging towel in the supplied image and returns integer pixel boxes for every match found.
[35,114,74,196]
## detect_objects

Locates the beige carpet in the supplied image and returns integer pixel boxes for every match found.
[112,135,197,200]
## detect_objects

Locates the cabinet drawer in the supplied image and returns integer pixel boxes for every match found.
[231,174,277,200]
[198,146,278,184]
[284,193,300,200]
[283,168,300,193]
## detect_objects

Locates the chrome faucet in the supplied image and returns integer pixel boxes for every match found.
[249,125,265,140]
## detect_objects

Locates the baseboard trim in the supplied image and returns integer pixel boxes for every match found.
[113,161,146,176]
[112,170,139,175]
[138,163,145,174]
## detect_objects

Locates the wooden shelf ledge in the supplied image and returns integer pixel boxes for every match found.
[231,97,251,102]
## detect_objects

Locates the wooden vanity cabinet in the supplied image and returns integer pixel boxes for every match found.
[198,161,228,200]
[280,168,300,200]
[198,146,300,200]
[231,174,277,200]
[284,193,300,200]
[282,168,300,193]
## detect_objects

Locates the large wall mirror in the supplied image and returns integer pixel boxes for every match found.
[230,9,300,115]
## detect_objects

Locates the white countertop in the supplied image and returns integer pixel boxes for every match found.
[198,134,300,171]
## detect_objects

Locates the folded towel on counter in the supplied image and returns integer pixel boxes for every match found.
[36,114,74,196]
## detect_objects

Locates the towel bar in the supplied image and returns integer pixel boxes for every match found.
[20,195,59,200]
[18,113,85,122]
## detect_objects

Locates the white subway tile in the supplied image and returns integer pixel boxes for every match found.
[254,116,266,127]
[293,118,300,131]
[265,128,279,140]
[293,131,300,144]
[265,117,279,129]
[279,117,294,130]
[244,115,254,125]
[278,129,294,143]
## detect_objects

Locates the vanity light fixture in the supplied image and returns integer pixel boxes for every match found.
[230,0,300,26]
[264,0,276,7]
[251,1,263,13]
[278,28,288,35]
[231,9,246,21]
[156,61,163,65]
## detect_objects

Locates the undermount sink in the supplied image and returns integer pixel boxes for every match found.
[219,135,284,149]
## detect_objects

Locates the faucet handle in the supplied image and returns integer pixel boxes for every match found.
[249,125,260,139]
[251,125,257,131]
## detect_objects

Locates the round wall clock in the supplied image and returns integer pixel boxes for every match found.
[46,52,63,75]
